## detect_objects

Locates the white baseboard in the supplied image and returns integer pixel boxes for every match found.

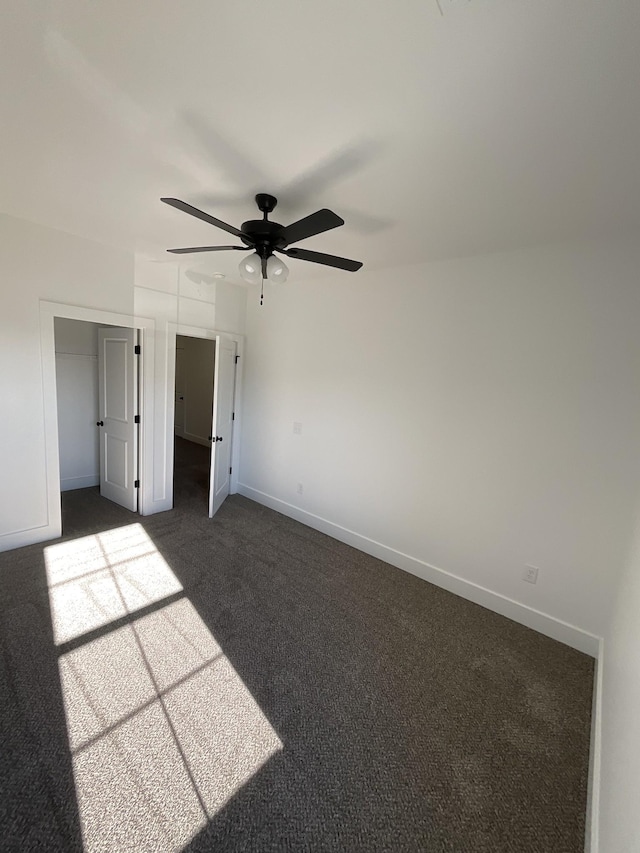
[60,474,99,492]
[585,638,603,853]
[182,432,211,449]
[237,484,601,658]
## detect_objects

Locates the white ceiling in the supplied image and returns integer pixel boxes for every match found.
[2,0,640,283]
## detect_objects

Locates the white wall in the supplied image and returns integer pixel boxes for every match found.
[0,213,246,552]
[0,214,133,549]
[54,318,100,491]
[175,335,215,446]
[238,239,640,641]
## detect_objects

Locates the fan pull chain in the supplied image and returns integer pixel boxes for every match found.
[260,276,264,306]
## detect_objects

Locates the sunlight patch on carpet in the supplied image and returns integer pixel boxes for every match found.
[45,525,282,853]
[45,524,183,644]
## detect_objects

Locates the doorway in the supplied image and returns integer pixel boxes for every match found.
[172,334,237,516]
[54,318,141,522]
[36,300,155,551]
[173,335,215,509]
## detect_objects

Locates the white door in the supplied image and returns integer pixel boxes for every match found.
[208,336,237,518]
[97,326,139,511]
[174,343,185,437]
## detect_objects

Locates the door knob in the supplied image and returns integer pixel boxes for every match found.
[217,436,223,442]
[96,421,104,426]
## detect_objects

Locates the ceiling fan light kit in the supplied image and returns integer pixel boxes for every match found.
[162,192,362,303]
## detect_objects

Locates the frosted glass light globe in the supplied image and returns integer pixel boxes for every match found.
[238,252,262,284]
[266,255,289,283]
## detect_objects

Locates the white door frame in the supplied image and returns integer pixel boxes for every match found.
[167,322,244,505]
[40,301,155,540]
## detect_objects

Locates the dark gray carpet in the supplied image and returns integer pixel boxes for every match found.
[0,437,593,852]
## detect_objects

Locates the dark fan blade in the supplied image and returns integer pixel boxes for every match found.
[280,209,344,246]
[167,246,246,254]
[280,247,363,272]
[161,197,247,238]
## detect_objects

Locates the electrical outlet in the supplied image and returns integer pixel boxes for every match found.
[296,483,304,495]
[293,422,303,435]
[523,565,539,584]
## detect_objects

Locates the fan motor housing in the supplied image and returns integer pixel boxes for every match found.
[241,219,287,251]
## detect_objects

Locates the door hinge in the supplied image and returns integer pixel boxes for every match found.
[134,414,140,424]
[134,479,140,488]
[229,467,232,475]
[234,355,239,363]
[134,344,141,355]
[232,412,235,420]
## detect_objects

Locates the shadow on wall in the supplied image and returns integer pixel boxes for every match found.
[0,488,594,853]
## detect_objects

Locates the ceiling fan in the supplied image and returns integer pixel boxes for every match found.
[161,194,363,296]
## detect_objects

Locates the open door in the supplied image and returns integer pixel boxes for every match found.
[208,336,237,518]
[97,326,139,512]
